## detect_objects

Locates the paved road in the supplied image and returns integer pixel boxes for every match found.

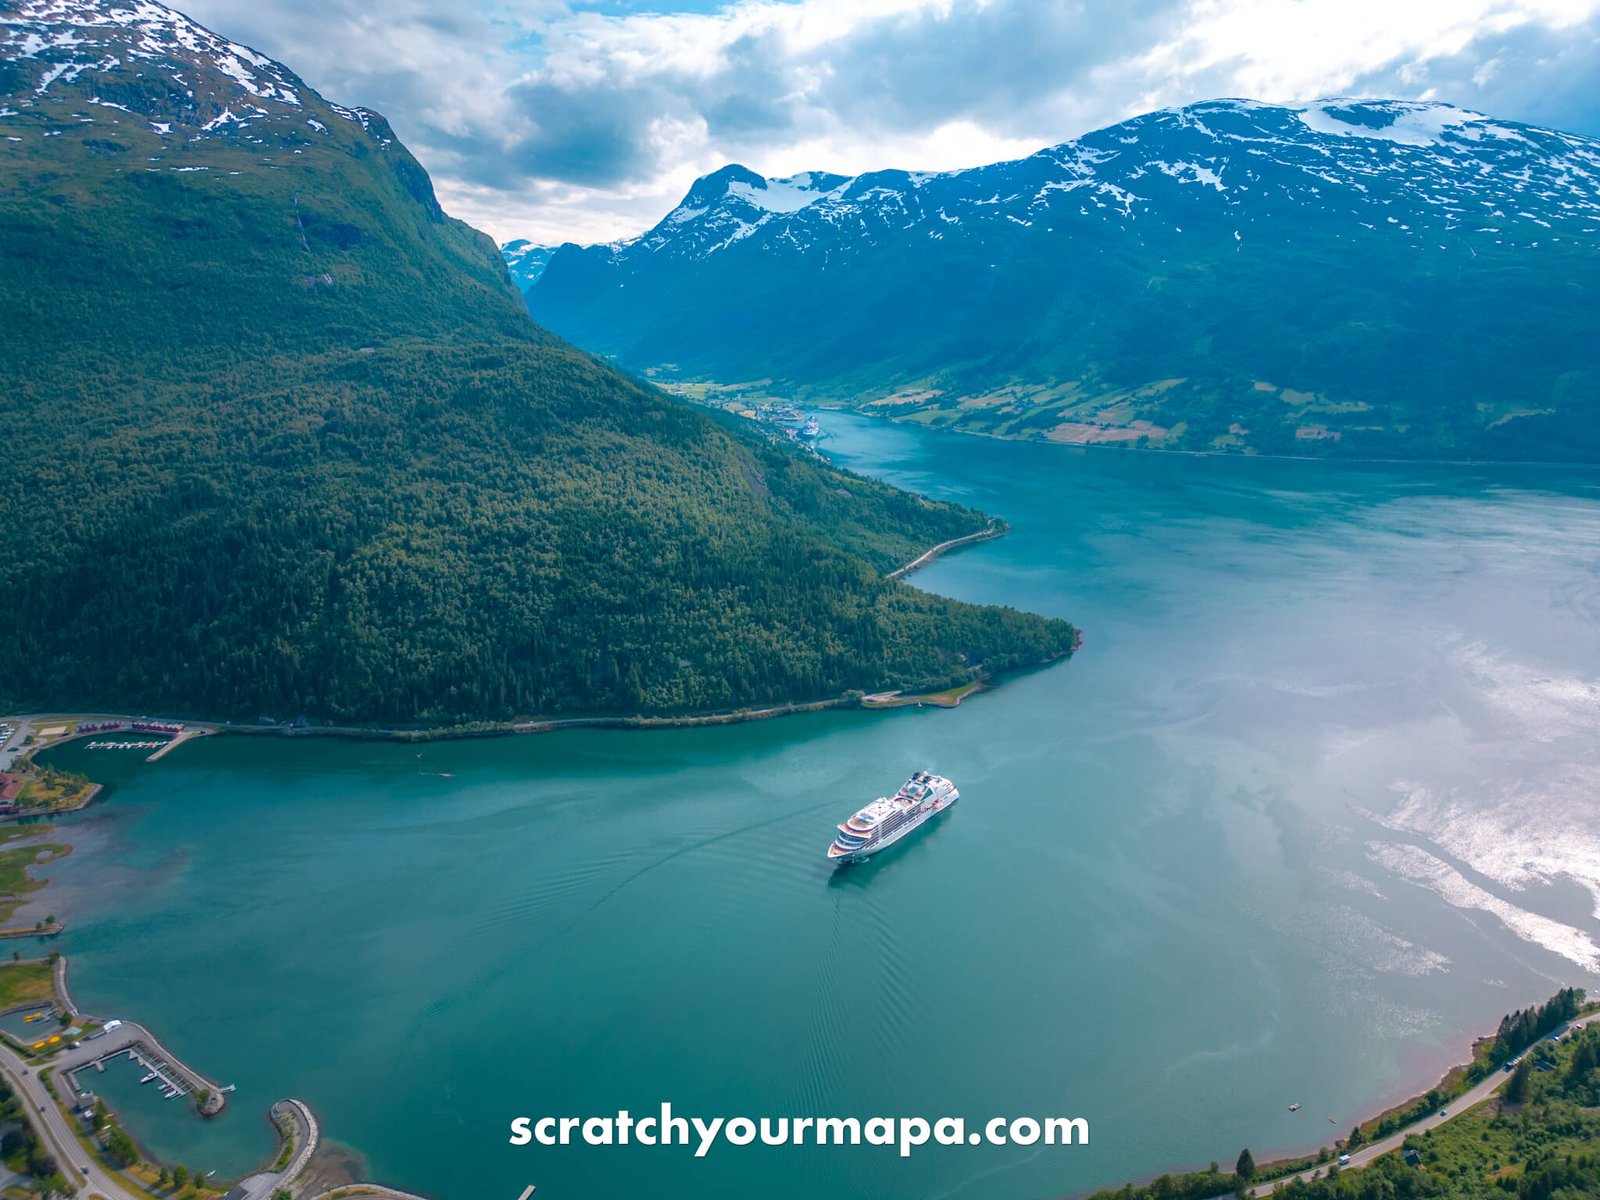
[0,1035,138,1199]
[1245,1011,1600,1195]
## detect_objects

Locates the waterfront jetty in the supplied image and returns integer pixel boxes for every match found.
[56,1019,229,1114]
[230,1098,432,1200]
[147,726,205,761]
[888,519,1006,580]
[0,921,63,939]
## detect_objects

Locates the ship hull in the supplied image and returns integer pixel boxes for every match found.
[829,792,958,865]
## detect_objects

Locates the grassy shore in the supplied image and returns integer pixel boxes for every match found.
[16,769,98,812]
[860,681,985,708]
[0,960,55,1009]
[0,829,69,926]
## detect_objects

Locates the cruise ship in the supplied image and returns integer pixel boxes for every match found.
[827,772,958,864]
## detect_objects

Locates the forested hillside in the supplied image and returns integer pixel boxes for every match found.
[0,0,1075,724]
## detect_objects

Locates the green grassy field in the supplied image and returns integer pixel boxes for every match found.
[0,961,55,1010]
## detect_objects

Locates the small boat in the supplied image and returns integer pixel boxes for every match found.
[140,1071,157,1084]
[1288,1103,1301,1112]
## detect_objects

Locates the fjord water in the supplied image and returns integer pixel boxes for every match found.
[40,414,1600,1200]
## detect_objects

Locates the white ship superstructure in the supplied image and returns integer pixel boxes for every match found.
[827,771,958,864]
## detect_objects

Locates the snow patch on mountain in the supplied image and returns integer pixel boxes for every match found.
[1,0,376,139]
[520,98,1600,280]
[1296,100,1476,145]
[501,240,557,291]
[725,172,837,213]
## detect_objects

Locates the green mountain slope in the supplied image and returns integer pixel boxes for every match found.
[0,0,1074,724]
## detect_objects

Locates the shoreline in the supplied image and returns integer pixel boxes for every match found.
[7,653,1080,760]
[854,406,1600,469]
[1083,994,1598,1200]
[668,378,1600,470]
[1,516,1075,759]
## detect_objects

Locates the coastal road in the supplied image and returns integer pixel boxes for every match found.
[0,1037,142,1199]
[1245,1011,1600,1195]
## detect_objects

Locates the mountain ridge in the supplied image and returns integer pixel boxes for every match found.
[0,0,1078,723]
[522,97,1600,460]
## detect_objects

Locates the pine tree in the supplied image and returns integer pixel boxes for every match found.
[1505,1055,1533,1104]
[1235,1148,1256,1179]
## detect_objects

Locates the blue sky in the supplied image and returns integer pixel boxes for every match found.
[177,0,1600,245]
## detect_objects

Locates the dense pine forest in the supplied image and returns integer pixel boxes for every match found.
[0,6,1075,724]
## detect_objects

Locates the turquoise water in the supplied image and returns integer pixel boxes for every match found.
[35,414,1600,1200]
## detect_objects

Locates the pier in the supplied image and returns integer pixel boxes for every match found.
[57,1020,228,1115]
[888,519,1006,580]
[146,727,204,761]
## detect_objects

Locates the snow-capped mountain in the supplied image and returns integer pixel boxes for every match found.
[627,165,852,258]
[544,100,1600,265]
[1,0,524,329]
[0,0,394,145]
[501,239,556,292]
[524,99,1600,459]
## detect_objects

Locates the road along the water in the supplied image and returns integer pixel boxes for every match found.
[0,1036,136,1199]
[1244,1011,1600,1195]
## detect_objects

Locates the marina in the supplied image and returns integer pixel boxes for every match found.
[56,1018,229,1115]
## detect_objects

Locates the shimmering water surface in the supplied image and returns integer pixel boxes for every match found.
[35,414,1600,1200]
